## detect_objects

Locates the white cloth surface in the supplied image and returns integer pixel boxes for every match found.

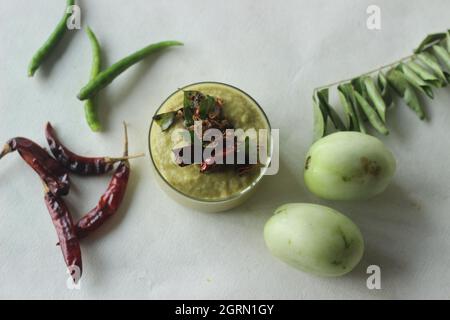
[0,0,449,299]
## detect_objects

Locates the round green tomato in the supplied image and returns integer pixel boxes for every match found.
[264,203,364,277]
[304,132,396,200]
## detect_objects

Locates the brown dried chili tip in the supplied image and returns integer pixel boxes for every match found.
[1,137,70,196]
[43,184,82,282]
[75,123,131,239]
[45,122,143,176]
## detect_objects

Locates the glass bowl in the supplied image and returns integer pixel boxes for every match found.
[148,82,272,212]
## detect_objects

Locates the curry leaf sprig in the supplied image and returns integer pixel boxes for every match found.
[312,30,450,141]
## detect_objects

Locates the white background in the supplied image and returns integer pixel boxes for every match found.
[1,0,449,299]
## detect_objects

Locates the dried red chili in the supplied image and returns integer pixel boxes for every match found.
[75,123,130,238]
[0,137,70,196]
[45,122,142,176]
[43,184,82,282]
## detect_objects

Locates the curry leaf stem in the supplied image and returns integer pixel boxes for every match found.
[313,54,415,92]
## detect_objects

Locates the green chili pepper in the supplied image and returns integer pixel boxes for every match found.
[77,41,183,100]
[28,0,75,77]
[84,27,102,132]
[363,76,387,123]
[354,91,389,135]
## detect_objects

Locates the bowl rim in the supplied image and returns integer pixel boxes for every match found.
[148,81,273,204]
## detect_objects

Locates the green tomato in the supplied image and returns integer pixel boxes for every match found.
[304,132,396,200]
[264,203,364,277]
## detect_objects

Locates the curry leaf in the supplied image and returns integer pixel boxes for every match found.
[340,83,367,133]
[352,77,370,101]
[153,111,177,131]
[447,30,450,52]
[312,94,326,141]
[378,72,394,108]
[310,30,450,141]
[353,90,389,135]
[399,63,434,99]
[386,69,426,120]
[328,107,346,131]
[351,77,369,121]
[363,76,387,122]
[406,60,444,88]
[183,91,200,127]
[317,89,346,131]
[338,84,359,131]
[432,45,450,72]
[199,95,216,119]
[315,89,329,123]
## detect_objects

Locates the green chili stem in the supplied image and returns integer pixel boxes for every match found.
[313,54,415,93]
